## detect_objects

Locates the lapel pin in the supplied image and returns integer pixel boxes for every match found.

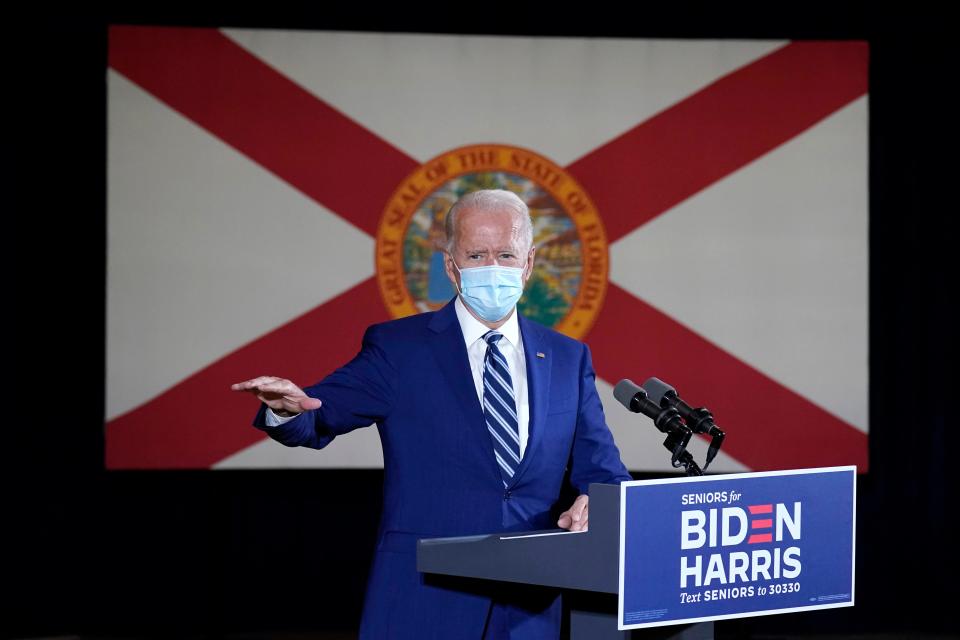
[536,352,546,359]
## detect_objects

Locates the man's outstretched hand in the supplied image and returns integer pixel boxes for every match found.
[557,494,589,532]
[231,376,322,417]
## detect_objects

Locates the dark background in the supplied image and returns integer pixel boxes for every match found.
[14,5,954,638]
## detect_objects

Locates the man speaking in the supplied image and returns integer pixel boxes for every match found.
[232,189,631,639]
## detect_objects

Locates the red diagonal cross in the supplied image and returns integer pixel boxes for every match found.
[106,27,868,471]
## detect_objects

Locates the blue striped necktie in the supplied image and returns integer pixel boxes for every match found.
[482,330,521,485]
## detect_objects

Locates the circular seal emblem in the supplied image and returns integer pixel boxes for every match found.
[375,144,608,339]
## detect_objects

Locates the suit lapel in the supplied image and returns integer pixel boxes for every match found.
[509,313,551,487]
[428,300,501,481]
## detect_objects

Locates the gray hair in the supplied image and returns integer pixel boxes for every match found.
[444,189,534,252]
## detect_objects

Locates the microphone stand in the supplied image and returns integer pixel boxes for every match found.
[650,406,702,476]
[673,449,703,476]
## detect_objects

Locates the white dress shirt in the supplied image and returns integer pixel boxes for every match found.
[265,297,531,458]
[453,296,530,458]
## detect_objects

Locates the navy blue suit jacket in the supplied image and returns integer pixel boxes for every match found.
[253,299,631,639]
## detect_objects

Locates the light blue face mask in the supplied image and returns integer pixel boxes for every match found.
[451,259,527,322]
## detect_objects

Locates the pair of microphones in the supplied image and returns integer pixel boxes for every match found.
[613,377,726,473]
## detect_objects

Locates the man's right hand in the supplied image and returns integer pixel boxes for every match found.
[230,376,323,417]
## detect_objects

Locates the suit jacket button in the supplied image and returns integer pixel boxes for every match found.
[503,490,512,500]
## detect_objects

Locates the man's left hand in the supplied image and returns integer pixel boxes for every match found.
[557,494,589,532]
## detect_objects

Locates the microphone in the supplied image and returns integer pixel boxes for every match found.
[614,379,699,474]
[613,378,662,419]
[642,377,715,432]
[641,377,725,470]
[613,379,685,431]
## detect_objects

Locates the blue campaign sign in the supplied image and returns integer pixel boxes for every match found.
[618,466,855,630]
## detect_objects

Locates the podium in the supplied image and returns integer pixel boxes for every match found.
[418,467,855,639]
[417,483,712,639]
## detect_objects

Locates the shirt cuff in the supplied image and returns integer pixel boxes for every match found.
[264,407,300,427]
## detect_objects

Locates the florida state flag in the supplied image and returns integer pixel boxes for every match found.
[106,27,868,472]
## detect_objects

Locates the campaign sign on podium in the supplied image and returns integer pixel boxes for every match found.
[619,466,855,630]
